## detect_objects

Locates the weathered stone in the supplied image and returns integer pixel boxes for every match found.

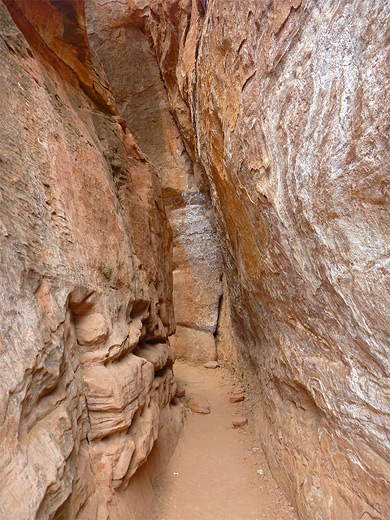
[214,276,239,371]
[175,383,186,398]
[170,325,217,364]
[232,416,248,428]
[135,342,175,371]
[204,361,220,369]
[229,394,245,404]
[187,393,211,414]
[2,1,390,519]
[75,312,108,346]
[85,0,223,366]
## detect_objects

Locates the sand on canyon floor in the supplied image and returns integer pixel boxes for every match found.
[152,360,298,520]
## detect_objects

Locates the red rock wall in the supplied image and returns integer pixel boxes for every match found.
[85,0,223,364]
[148,0,390,518]
[2,1,390,519]
[0,1,181,519]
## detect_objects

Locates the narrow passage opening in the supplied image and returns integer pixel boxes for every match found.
[152,361,298,520]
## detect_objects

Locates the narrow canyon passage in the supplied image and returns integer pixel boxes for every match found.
[152,361,297,520]
[1,1,390,519]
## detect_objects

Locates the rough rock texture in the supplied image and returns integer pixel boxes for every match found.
[0,1,182,519]
[85,0,222,364]
[148,0,390,519]
[187,393,211,414]
[2,1,390,519]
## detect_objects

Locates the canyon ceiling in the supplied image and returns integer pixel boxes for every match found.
[0,1,389,520]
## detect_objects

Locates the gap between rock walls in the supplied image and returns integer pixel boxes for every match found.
[0,1,389,520]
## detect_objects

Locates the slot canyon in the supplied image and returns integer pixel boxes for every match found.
[0,0,389,519]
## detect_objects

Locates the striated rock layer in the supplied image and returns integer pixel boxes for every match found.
[0,1,182,519]
[2,0,390,519]
[148,0,390,518]
[85,0,223,365]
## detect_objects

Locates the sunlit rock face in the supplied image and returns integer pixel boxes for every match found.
[85,0,223,364]
[148,0,390,518]
[0,1,182,519]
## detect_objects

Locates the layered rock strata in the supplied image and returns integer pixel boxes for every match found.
[148,0,390,518]
[85,0,223,364]
[2,1,390,519]
[0,1,181,519]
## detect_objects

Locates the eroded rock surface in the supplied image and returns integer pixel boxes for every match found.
[148,0,390,518]
[0,1,181,519]
[2,1,390,519]
[85,0,223,364]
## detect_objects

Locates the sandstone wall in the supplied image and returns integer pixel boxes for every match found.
[0,1,181,518]
[85,0,223,365]
[2,0,390,518]
[149,0,390,518]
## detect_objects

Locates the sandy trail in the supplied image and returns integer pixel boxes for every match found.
[152,361,298,520]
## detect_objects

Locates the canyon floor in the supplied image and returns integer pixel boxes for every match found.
[152,361,298,520]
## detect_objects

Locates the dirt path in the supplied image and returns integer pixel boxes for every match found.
[152,361,298,520]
